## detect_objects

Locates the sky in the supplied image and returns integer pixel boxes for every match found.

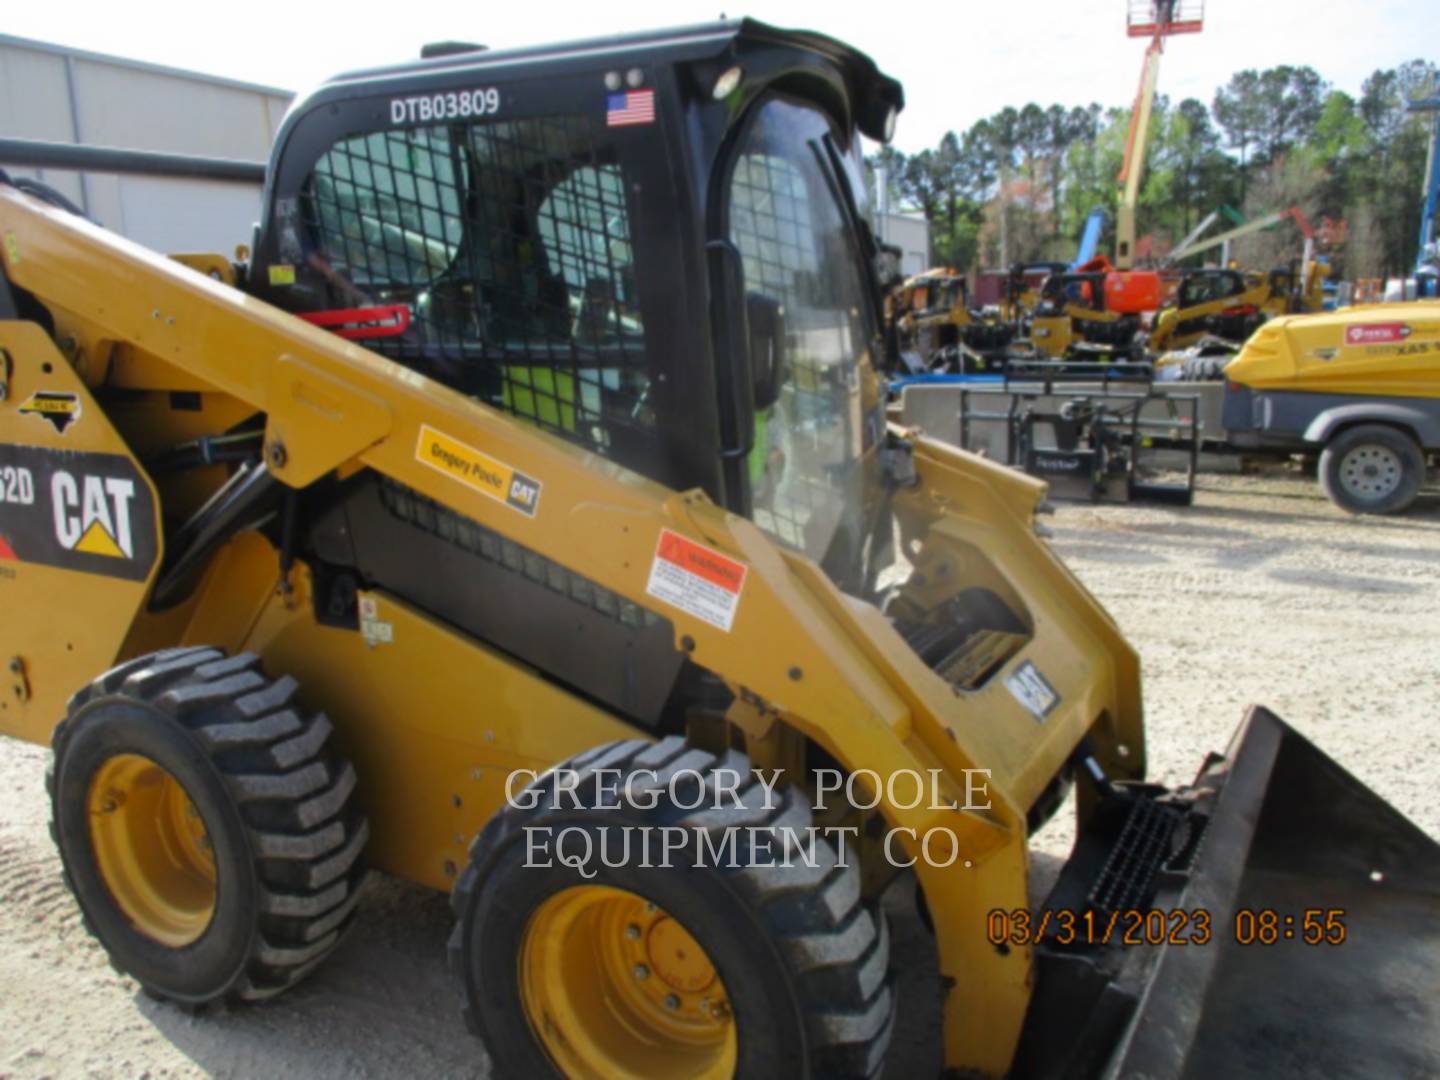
[4,0,1434,153]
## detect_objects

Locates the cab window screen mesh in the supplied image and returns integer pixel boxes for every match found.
[300,116,653,460]
[308,128,464,287]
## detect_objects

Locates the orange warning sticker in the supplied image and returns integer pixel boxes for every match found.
[646,528,747,632]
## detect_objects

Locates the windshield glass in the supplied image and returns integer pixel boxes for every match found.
[725,96,890,594]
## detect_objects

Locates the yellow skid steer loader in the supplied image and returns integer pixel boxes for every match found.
[0,20,1436,1078]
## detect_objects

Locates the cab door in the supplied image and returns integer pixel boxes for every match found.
[709,92,884,584]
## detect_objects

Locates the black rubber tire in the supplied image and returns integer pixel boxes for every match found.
[1319,424,1425,515]
[449,737,895,1078]
[48,646,369,1008]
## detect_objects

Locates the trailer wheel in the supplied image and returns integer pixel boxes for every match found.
[1319,424,1425,514]
[449,738,894,1078]
[48,646,368,1008]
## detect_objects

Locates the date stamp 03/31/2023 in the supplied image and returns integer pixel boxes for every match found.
[986,907,1350,948]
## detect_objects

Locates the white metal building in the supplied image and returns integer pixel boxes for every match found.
[1,35,933,281]
[0,34,291,254]
[876,211,931,277]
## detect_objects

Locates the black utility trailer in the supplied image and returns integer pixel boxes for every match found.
[957,360,1200,504]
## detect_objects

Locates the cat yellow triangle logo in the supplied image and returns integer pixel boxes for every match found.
[73,519,125,558]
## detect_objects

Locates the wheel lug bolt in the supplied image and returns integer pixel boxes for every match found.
[625,924,641,941]
[664,994,680,1010]
[633,964,650,981]
[644,902,657,914]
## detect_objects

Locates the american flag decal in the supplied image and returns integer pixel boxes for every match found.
[607,90,655,127]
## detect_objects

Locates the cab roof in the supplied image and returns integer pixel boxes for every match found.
[315,18,903,142]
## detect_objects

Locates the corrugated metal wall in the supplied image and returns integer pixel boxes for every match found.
[0,34,291,254]
[878,212,931,277]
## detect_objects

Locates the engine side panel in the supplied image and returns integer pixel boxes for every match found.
[307,473,685,723]
[241,568,641,890]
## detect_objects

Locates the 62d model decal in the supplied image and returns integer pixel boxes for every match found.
[0,445,158,581]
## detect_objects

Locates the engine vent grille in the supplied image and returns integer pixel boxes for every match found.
[379,477,660,630]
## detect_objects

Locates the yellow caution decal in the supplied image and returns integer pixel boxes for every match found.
[415,424,542,517]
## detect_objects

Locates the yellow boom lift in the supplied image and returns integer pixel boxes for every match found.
[0,18,1436,1079]
[1115,0,1203,269]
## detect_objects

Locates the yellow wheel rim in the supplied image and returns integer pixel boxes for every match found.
[88,753,217,947]
[520,886,737,1079]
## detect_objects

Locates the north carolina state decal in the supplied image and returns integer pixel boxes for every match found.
[18,391,82,434]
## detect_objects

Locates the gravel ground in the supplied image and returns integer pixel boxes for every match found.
[1,467,1436,1078]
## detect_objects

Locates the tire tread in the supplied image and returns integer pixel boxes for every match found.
[50,647,369,1010]
[448,736,894,1078]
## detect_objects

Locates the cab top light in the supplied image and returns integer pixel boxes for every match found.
[712,66,743,100]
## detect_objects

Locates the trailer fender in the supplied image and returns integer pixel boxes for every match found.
[1302,399,1440,449]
